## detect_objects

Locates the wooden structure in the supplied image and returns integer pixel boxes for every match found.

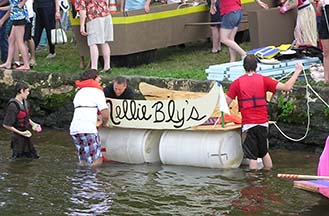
[69,0,281,66]
[294,180,329,198]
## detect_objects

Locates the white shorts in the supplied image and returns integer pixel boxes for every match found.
[86,15,113,46]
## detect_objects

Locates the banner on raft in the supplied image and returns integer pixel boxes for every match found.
[107,84,220,130]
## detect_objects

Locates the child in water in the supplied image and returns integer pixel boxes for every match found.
[2,82,42,159]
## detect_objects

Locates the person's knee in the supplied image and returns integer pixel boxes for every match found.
[220,37,230,45]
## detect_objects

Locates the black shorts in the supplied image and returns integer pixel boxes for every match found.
[319,6,329,40]
[12,19,27,26]
[207,0,221,27]
[242,125,269,160]
[24,18,33,41]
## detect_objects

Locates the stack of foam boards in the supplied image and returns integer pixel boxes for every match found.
[206,57,321,82]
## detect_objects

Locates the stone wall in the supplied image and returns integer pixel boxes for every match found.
[1,69,328,150]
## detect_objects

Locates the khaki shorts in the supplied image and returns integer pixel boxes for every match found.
[86,15,113,46]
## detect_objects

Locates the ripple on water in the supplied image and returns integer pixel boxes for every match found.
[0,129,327,215]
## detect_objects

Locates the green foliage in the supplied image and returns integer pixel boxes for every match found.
[323,106,329,119]
[41,91,75,111]
[277,95,308,124]
[277,95,296,123]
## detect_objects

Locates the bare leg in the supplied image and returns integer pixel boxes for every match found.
[0,31,15,69]
[89,44,99,70]
[79,56,85,69]
[100,43,111,70]
[15,25,30,69]
[13,43,20,65]
[210,26,221,52]
[91,157,103,168]
[262,153,273,170]
[220,27,246,62]
[322,39,329,82]
[27,38,36,65]
[249,159,259,170]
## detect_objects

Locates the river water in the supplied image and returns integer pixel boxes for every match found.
[0,128,327,215]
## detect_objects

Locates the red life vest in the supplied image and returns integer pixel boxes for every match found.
[75,79,103,90]
[238,73,267,111]
[8,99,30,130]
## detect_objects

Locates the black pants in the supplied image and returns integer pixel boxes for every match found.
[33,6,56,54]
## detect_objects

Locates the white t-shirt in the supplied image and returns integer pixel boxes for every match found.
[26,0,34,18]
[70,87,108,134]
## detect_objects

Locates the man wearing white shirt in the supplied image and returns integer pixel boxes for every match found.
[70,69,109,167]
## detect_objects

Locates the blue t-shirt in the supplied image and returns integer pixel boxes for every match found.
[9,0,28,21]
[125,0,145,11]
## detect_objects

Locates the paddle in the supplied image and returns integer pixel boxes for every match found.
[278,173,329,181]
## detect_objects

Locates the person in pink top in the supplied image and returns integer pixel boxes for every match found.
[318,136,329,176]
[210,0,246,62]
[225,55,303,170]
[75,0,113,73]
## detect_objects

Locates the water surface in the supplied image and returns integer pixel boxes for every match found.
[0,129,327,215]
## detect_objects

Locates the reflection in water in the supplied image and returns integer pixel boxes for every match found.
[66,167,114,216]
[231,171,284,215]
[0,128,328,215]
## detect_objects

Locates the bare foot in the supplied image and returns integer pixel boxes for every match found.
[30,59,36,67]
[16,65,30,70]
[0,63,11,69]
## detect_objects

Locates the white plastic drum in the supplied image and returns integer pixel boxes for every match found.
[159,130,243,169]
[99,128,162,164]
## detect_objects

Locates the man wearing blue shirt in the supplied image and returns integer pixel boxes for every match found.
[120,0,151,13]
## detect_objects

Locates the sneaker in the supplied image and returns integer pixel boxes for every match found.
[46,53,56,59]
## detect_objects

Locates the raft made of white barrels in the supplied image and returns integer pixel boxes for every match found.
[99,127,243,169]
[98,82,244,169]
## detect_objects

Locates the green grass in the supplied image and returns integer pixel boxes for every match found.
[33,32,252,80]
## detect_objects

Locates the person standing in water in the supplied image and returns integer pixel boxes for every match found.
[70,69,109,167]
[3,81,42,159]
[225,55,303,170]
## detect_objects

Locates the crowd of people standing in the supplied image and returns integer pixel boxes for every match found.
[0,0,61,70]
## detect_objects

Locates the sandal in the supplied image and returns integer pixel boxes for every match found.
[100,68,112,74]
[211,49,220,54]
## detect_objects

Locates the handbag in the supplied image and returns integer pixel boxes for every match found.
[51,21,67,45]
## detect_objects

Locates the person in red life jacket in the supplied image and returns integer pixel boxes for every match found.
[70,69,109,167]
[3,82,42,159]
[225,55,303,170]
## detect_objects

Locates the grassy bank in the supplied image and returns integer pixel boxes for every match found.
[33,34,251,80]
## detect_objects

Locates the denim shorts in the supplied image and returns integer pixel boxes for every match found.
[221,10,242,30]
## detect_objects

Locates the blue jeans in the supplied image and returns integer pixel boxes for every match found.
[0,19,8,63]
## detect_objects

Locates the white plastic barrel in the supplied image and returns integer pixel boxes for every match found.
[159,130,243,169]
[99,128,162,164]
